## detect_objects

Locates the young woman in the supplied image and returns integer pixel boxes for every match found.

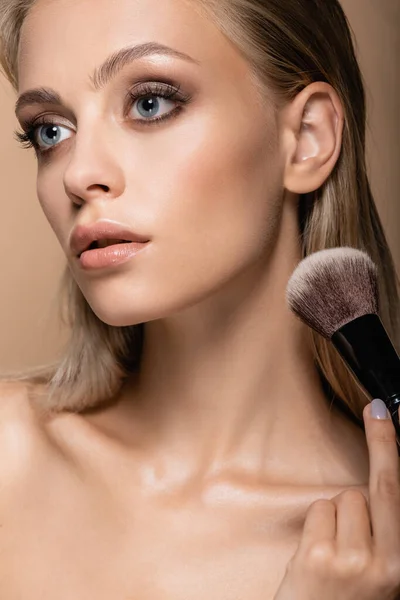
[0,0,399,598]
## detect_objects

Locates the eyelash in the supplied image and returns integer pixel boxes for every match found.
[14,81,192,156]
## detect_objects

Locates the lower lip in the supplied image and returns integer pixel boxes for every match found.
[78,242,149,270]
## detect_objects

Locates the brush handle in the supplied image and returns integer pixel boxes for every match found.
[386,395,400,444]
[331,314,400,451]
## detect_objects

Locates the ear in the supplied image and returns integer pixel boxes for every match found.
[281,82,344,194]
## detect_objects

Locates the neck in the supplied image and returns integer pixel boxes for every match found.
[91,203,369,490]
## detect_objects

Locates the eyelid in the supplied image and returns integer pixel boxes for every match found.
[20,79,189,131]
[19,113,72,134]
[123,80,190,116]
[15,80,192,154]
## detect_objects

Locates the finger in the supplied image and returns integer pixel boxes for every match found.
[334,489,372,554]
[297,499,336,553]
[363,399,400,557]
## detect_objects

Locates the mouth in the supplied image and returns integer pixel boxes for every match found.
[70,221,151,259]
[80,239,134,257]
[78,238,150,269]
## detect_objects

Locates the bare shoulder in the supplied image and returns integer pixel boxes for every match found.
[0,379,52,490]
[0,378,45,426]
[0,378,98,478]
[0,378,40,429]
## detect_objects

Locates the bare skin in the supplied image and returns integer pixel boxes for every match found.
[3,0,373,597]
[0,381,369,599]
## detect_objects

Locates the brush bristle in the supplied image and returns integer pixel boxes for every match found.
[286,247,379,338]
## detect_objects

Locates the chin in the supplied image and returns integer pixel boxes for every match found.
[98,315,144,328]
[84,288,202,328]
[79,269,237,327]
[88,305,151,328]
[85,295,175,328]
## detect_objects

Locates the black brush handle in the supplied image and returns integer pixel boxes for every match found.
[331,314,400,448]
[386,395,400,441]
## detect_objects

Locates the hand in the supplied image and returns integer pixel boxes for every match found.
[273,399,400,600]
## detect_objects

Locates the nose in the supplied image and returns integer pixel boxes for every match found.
[63,121,125,207]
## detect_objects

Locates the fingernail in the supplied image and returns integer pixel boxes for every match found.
[370,398,390,419]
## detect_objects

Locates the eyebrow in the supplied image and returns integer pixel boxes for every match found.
[15,41,199,116]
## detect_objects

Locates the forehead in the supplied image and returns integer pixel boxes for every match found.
[18,0,253,91]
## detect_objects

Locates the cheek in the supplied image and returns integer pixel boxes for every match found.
[149,113,284,273]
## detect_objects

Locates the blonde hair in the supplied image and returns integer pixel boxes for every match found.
[1,0,399,419]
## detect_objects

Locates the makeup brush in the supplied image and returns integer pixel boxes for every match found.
[286,247,400,446]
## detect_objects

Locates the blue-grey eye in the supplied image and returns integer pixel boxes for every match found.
[40,125,61,145]
[137,97,160,117]
[134,96,175,119]
[38,124,71,148]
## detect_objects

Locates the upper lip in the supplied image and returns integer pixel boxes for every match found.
[70,221,150,257]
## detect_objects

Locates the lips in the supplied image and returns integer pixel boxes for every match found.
[70,222,150,258]
[88,239,131,250]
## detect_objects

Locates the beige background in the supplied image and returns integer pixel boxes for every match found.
[0,0,399,371]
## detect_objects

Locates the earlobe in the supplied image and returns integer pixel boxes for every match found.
[283,82,344,194]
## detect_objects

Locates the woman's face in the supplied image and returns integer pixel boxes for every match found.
[16,0,286,326]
